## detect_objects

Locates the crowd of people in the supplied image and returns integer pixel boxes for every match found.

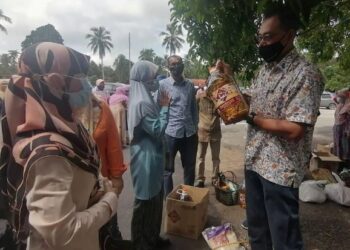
[0,3,349,250]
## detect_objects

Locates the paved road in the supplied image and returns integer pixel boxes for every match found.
[117,108,350,250]
[2,109,343,249]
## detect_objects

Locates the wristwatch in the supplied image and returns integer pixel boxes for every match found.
[246,112,257,125]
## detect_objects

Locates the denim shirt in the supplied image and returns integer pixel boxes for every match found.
[158,77,198,138]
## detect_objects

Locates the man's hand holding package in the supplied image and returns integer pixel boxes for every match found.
[214,59,233,76]
[196,88,207,99]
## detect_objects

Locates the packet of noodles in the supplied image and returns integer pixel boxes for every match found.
[202,223,241,250]
[207,71,249,125]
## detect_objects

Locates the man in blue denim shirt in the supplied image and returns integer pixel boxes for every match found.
[158,55,199,196]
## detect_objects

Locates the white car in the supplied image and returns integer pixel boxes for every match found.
[320,91,336,109]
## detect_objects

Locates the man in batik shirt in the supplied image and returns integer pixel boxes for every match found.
[244,4,324,250]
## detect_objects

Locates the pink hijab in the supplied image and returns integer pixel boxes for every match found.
[109,85,129,106]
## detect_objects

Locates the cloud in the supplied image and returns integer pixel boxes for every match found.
[0,0,189,65]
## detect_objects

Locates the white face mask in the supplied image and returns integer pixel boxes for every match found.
[66,78,92,109]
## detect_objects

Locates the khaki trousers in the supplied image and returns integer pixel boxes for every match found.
[197,139,221,181]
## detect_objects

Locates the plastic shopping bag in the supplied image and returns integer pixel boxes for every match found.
[299,180,327,203]
[324,173,350,206]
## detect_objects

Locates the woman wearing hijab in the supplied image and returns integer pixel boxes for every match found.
[333,87,350,169]
[0,42,118,250]
[128,61,171,250]
[110,86,129,147]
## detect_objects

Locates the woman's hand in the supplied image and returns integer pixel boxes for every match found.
[88,178,118,207]
[159,91,171,107]
[103,178,117,194]
[88,190,105,207]
[110,176,124,197]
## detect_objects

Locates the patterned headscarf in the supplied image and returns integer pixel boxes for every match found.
[0,42,99,240]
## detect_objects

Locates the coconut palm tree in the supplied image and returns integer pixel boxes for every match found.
[86,26,113,79]
[138,49,156,62]
[160,22,185,55]
[0,9,12,34]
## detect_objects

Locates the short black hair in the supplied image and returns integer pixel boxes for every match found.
[167,55,183,65]
[263,3,301,31]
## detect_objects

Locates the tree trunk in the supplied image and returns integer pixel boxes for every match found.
[101,57,105,80]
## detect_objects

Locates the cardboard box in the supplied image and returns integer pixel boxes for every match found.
[165,184,209,239]
[310,144,342,172]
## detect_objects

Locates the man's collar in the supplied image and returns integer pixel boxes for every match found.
[170,76,186,85]
[264,49,298,73]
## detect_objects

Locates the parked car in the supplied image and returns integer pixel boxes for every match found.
[104,82,127,96]
[320,91,336,109]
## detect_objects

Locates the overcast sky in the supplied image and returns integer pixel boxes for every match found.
[0,0,189,65]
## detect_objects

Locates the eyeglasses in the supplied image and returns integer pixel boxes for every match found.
[168,62,183,69]
[255,32,285,44]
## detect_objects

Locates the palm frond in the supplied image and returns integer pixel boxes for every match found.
[0,24,7,34]
[160,31,169,36]
[0,10,11,23]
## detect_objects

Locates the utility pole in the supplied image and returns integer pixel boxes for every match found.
[128,32,131,77]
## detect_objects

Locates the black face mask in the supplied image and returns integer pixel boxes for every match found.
[97,85,104,91]
[145,79,159,92]
[169,63,184,78]
[258,40,285,63]
[258,31,289,63]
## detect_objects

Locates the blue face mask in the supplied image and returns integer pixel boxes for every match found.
[67,78,92,109]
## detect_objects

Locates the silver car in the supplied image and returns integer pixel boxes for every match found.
[320,91,336,109]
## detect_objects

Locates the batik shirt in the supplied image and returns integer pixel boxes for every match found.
[245,49,324,188]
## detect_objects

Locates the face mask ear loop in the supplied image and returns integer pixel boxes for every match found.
[32,73,44,100]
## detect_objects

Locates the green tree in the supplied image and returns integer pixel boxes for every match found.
[113,54,133,83]
[0,9,11,34]
[138,49,156,62]
[160,22,185,55]
[103,66,116,82]
[183,54,208,79]
[297,1,350,70]
[169,0,348,85]
[21,24,64,50]
[153,55,167,74]
[86,26,113,80]
[319,61,350,91]
[0,53,14,77]
[8,50,19,66]
[87,60,102,85]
